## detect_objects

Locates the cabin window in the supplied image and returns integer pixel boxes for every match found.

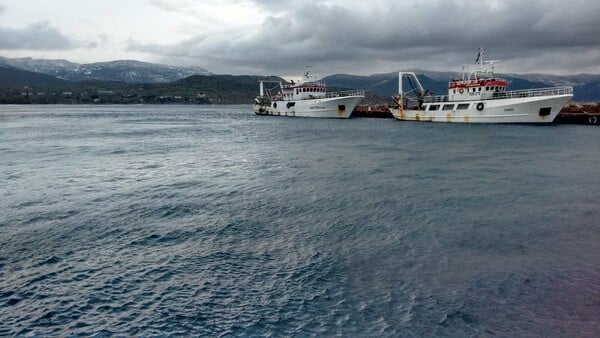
[453,89,456,94]
[457,103,470,110]
[478,87,482,92]
[486,87,490,91]
[443,104,454,111]
[429,105,440,111]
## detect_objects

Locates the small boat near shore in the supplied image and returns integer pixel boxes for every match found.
[253,72,364,118]
[390,48,573,123]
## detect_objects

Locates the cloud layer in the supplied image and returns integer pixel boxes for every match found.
[136,0,600,75]
[1,0,599,75]
[0,21,81,50]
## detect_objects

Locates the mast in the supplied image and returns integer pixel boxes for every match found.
[475,46,485,66]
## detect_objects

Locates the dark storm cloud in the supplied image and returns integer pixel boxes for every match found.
[126,35,208,57]
[0,21,80,50]
[147,0,600,74]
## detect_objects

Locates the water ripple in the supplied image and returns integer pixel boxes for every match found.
[1,105,599,336]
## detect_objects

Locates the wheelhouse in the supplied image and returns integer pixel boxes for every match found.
[281,83,327,101]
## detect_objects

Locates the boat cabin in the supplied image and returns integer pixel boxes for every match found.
[279,82,327,101]
[448,77,507,101]
[447,47,508,101]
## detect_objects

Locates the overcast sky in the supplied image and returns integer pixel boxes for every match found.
[0,0,599,77]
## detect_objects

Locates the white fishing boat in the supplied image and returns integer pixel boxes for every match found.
[253,71,364,118]
[390,48,573,123]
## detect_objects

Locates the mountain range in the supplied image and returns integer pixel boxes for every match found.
[0,56,211,83]
[0,56,598,102]
[0,63,281,104]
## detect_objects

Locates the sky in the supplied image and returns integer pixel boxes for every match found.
[0,0,599,77]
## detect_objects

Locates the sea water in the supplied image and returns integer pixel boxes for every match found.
[0,105,598,336]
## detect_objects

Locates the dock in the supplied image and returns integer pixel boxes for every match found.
[555,103,600,125]
[351,104,393,118]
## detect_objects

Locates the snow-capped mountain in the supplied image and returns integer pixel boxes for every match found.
[0,56,212,83]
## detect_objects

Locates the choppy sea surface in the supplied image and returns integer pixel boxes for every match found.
[0,104,599,336]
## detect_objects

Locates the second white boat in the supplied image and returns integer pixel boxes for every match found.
[390,48,573,124]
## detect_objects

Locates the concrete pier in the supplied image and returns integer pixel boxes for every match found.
[555,103,600,125]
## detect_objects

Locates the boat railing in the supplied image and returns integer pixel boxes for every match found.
[421,86,573,103]
[492,86,573,99]
[262,89,364,102]
[325,90,365,98]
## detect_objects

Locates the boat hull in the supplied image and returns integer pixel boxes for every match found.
[390,94,572,123]
[253,96,363,118]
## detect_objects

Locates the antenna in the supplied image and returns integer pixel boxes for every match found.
[475,46,486,65]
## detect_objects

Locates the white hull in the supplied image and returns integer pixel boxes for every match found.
[390,95,572,124]
[253,95,363,118]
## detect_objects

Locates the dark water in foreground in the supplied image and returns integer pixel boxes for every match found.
[0,105,598,336]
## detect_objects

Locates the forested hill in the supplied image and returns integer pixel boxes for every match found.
[0,67,282,104]
[0,66,70,88]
